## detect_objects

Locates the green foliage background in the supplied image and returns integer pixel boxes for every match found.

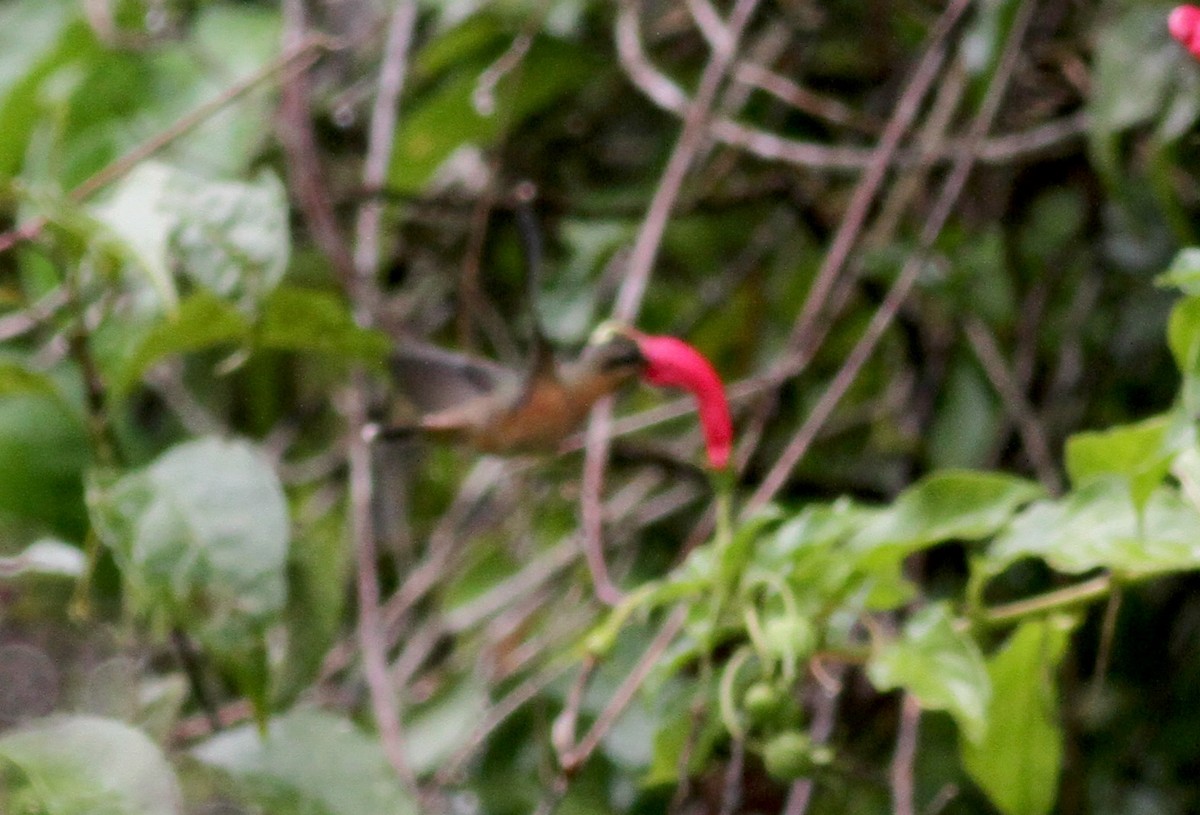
[3,0,1200,813]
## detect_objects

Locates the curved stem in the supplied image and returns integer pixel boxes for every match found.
[977,575,1111,626]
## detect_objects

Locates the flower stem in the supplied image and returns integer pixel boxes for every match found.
[977,574,1112,626]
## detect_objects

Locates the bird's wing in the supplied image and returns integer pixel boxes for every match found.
[389,341,519,414]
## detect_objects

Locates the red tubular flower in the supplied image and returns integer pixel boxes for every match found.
[1170,5,1200,59]
[626,331,733,470]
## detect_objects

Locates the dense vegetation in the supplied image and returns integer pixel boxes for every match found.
[3,1,1200,813]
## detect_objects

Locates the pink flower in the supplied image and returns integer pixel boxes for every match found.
[1170,5,1200,59]
[626,331,733,470]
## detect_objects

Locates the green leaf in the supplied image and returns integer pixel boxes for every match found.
[1169,295,1200,412]
[0,359,59,398]
[867,603,990,741]
[389,37,596,191]
[404,679,489,775]
[1088,7,1192,180]
[89,162,182,311]
[986,479,1200,577]
[168,168,290,308]
[927,356,1002,470]
[720,505,785,587]
[113,290,250,395]
[192,708,417,815]
[0,715,182,815]
[849,471,1043,565]
[279,503,349,701]
[756,498,864,572]
[259,287,390,363]
[1158,247,1200,295]
[88,435,289,635]
[1064,415,1178,507]
[0,0,81,178]
[414,13,506,78]
[962,618,1073,815]
[0,392,89,537]
[159,5,280,175]
[90,162,290,313]
[0,538,84,579]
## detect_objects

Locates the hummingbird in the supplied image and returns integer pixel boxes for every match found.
[378,187,651,454]
[382,329,645,454]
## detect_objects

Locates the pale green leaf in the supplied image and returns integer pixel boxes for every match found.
[1169,295,1200,413]
[867,604,990,741]
[0,392,89,537]
[389,37,596,191]
[1158,247,1200,295]
[259,287,390,363]
[0,715,182,815]
[849,470,1043,564]
[90,162,290,313]
[962,618,1073,815]
[88,436,289,629]
[112,290,250,395]
[986,479,1200,577]
[192,708,417,815]
[0,538,84,579]
[167,169,290,307]
[89,162,180,311]
[1064,415,1177,507]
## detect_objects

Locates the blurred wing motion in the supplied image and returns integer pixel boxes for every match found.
[383,196,645,455]
[384,334,644,454]
[388,341,518,415]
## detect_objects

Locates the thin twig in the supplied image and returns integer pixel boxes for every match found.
[473,31,534,116]
[316,458,657,689]
[0,289,68,341]
[616,0,756,321]
[732,61,883,134]
[890,694,921,815]
[719,737,746,815]
[353,0,418,321]
[783,667,844,815]
[738,0,973,471]
[558,605,687,772]
[866,60,967,248]
[382,458,508,639]
[278,0,355,289]
[0,33,333,255]
[552,656,597,763]
[348,0,420,790]
[684,0,732,54]
[979,575,1111,626]
[964,317,1063,494]
[748,0,1042,511]
[348,419,417,786]
[1088,584,1122,707]
[437,661,575,784]
[615,2,1085,173]
[581,0,760,604]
